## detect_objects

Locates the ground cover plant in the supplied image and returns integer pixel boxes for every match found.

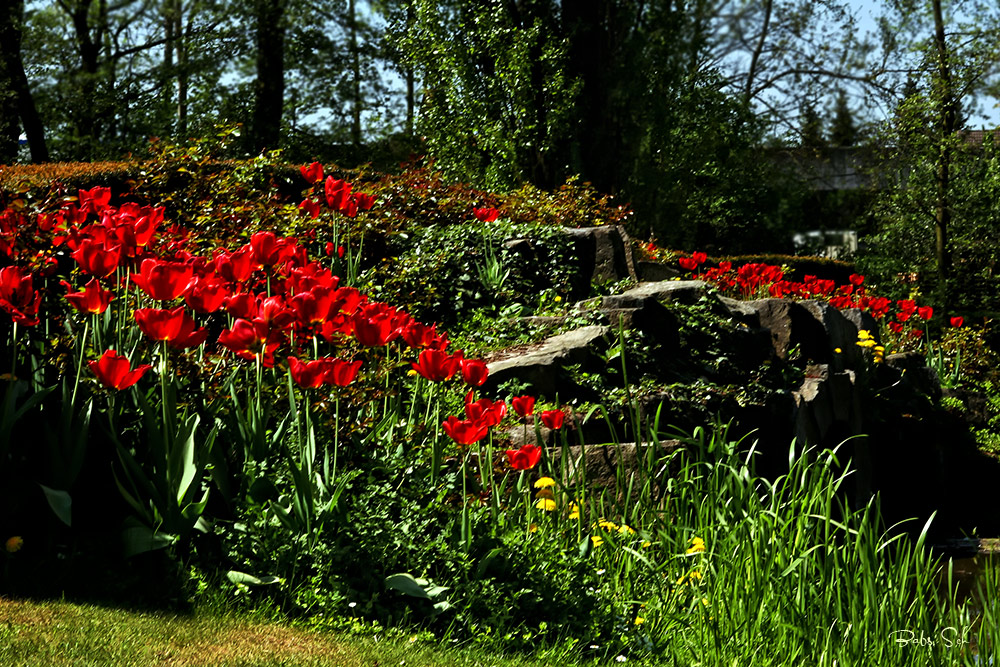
[0,149,997,665]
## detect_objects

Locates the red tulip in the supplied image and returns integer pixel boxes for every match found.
[411,348,461,382]
[353,192,377,212]
[256,295,295,330]
[0,266,42,326]
[250,231,288,267]
[167,314,208,349]
[215,246,257,284]
[678,257,699,271]
[185,276,230,314]
[917,306,933,321]
[506,444,542,470]
[465,396,507,427]
[401,320,439,349]
[441,415,489,446]
[950,316,964,328]
[89,349,151,390]
[289,286,336,327]
[511,395,535,418]
[298,198,321,219]
[78,186,112,214]
[540,409,565,430]
[72,238,121,278]
[353,303,403,347]
[131,258,195,301]
[325,358,362,386]
[325,177,352,210]
[134,306,190,341]
[461,358,489,387]
[300,162,324,184]
[64,277,114,315]
[473,207,499,223]
[896,300,917,322]
[218,318,264,353]
[288,356,330,388]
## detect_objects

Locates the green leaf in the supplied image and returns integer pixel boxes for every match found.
[226,570,281,586]
[122,522,176,558]
[38,483,72,527]
[385,573,434,599]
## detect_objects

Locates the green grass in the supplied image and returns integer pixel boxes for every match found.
[0,597,587,666]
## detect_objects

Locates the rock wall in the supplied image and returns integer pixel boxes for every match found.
[487,278,1000,537]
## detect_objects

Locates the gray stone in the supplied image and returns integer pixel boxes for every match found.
[485,325,611,399]
[562,225,638,296]
[636,261,679,282]
[601,280,709,309]
[549,440,685,495]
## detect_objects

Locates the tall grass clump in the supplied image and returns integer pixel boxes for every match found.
[532,413,997,665]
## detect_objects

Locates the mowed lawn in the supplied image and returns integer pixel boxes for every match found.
[0,597,563,667]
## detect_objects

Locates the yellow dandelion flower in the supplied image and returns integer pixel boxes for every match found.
[701,597,710,607]
[528,523,539,533]
[554,296,562,303]
[568,502,580,520]
[688,570,703,582]
[533,477,556,489]
[686,536,706,554]
[641,540,652,548]
[857,329,873,340]
[676,574,687,586]
[596,518,620,532]
[535,498,557,511]
[4,536,23,553]
[834,347,842,354]
[591,535,604,547]
[856,339,876,348]
[407,369,418,376]
[634,616,645,626]
[618,524,636,535]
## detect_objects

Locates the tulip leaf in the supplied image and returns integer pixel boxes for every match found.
[227,570,281,586]
[38,483,72,527]
[385,573,433,599]
[122,522,176,558]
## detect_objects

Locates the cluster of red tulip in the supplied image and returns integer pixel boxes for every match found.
[1,175,574,476]
[297,162,377,219]
[676,253,964,338]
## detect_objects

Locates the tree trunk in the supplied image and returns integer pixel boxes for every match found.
[404,0,414,137]
[349,0,362,148]
[252,0,286,152]
[932,0,956,309]
[0,0,48,162]
[177,3,188,135]
[563,0,619,194]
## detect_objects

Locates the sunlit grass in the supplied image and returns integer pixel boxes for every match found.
[0,597,590,666]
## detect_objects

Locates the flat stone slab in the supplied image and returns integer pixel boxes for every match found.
[485,325,611,398]
[601,280,709,309]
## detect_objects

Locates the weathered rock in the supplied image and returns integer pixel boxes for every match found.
[598,300,680,348]
[485,325,611,398]
[799,301,866,368]
[520,315,569,328]
[636,260,679,282]
[885,351,942,402]
[562,226,638,297]
[601,280,709,309]
[740,299,829,360]
[549,440,685,495]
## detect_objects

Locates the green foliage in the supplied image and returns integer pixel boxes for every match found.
[396,1,577,190]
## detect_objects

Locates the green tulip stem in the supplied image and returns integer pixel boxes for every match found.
[71,318,90,408]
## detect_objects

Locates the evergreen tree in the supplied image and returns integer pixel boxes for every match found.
[828,89,857,146]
